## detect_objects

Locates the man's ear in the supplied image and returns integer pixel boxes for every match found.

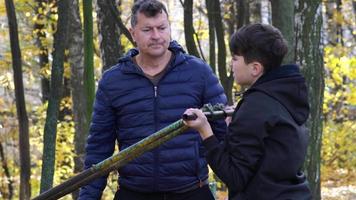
[129,27,135,42]
[251,62,264,77]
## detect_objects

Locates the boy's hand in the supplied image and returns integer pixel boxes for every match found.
[183,108,214,140]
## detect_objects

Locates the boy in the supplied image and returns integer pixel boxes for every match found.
[183,23,312,199]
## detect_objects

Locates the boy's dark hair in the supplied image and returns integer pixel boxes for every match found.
[131,0,169,27]
[230,23,288,72]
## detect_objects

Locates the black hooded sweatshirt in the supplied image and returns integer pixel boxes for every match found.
[203,64,312,200]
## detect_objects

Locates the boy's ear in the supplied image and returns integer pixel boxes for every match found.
[251,62,264,77]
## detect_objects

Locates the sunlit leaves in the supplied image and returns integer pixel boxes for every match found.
[0,72,14,90]
[321,121,356,185]
[323,44,355,121]
[322,41,355,186]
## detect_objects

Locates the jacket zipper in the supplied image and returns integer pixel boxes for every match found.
[154,86,158,97]
[195,141,203,187]
[153,85,159,191]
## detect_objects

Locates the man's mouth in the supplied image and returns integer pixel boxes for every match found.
[149,43,163,47]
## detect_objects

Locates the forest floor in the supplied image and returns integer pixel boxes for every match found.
[321,184,356,200]
[215,185,356,200]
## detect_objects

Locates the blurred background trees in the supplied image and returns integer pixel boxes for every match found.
[0,0,354,199]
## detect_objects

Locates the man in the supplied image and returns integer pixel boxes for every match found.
[184,23,312,199]
[78,0,227,199]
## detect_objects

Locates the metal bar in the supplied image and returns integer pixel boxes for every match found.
[33,105,234,200]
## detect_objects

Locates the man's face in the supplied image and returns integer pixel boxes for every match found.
[130,11,171,58]
[231,55,255,87]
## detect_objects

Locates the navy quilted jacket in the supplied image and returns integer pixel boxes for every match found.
[79,41,227,199]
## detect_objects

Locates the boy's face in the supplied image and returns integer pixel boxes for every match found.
[130,11,171,58]
[231,55,263,87]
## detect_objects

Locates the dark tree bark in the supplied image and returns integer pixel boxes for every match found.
[237,0,249,29]
[271,0,295,64]
[83,0,95,123]
[182,0,200,58]
[4,0,31,198]
[34,0,50,103]
[96,0,122,72]
[0,142,14,199]
[335,0,343,45]
[226,0,236,36]
[68,0,88,198]
[250,0,261,23]
[206,0,216,73]
[40,0,70,192]
[212,0,234,105]
[67,0,87,198]
[295,1,324,199]
[106,0,134,46]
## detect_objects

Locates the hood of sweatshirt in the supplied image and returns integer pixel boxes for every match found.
[248,64,310,125]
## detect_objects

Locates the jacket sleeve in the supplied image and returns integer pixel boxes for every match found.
[78,79,116,200]
[202,94,268,192]
[202,65,228,142]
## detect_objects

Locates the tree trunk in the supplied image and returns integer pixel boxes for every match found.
[295,1,324,199]
[250,0,261,23]
[4,0,31,198]
[206,0,216,73]
[83,0,95,123]
[40,0,70,192]
[271,0,295,64]
[237,0,249,29]
[96,0,122,72]
[212,0,234,105]
[182,0,200,58]
[106,0,134,46]
[34,0,51,103]
[67,0,87,198]
[226,0,236,36]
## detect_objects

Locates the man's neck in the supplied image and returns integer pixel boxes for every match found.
[135,51,172,76]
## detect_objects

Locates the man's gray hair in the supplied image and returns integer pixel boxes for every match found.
[131,0,169,27]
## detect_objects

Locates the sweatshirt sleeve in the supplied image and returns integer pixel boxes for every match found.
[78,79,116,200]
[202,65,228,142]
[202,95,267,193]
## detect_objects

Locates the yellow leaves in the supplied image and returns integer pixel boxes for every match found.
[324,44,355,119]
[333,10,345,25]
[322,120,356,184]
[63,61,71,79]
[60,97,72,112]
[0,72,14,90]
[55,120,75,182]
[39,63,51,79]
[323,43,356,185]
[348,86,356,105]
[37,7,44,15]
[349,57,356,79]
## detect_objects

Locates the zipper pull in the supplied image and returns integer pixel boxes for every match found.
[154,86,158,97]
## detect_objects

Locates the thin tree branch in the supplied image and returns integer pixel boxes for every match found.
[106,0,135,46]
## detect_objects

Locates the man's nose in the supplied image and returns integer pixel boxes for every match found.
[151,28,160,39]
